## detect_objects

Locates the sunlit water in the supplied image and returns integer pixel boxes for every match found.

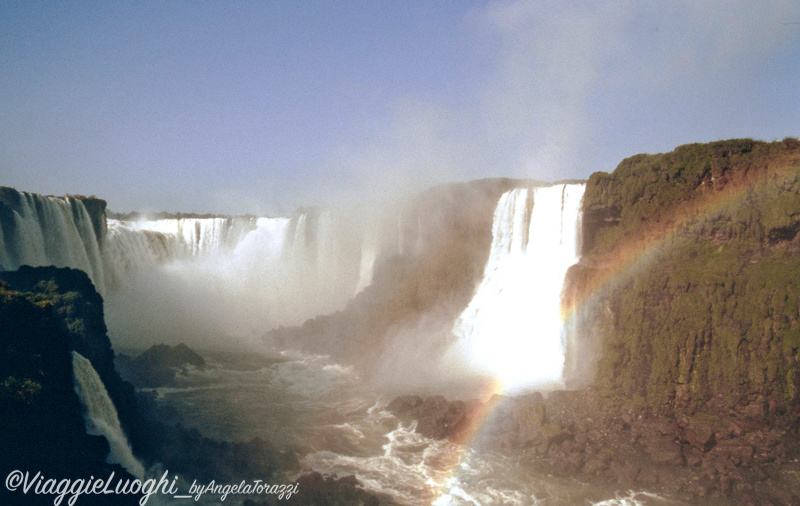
[450,184,585,393]
[145,349,679,506]
[73,351,146,478]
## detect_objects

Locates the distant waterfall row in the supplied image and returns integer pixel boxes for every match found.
[103,216,285,290]
[451,183,585,391]
[0,190,376,303]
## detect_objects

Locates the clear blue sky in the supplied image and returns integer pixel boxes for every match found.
[2,1,799,215]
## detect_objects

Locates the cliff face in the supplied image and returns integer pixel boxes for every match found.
[0,267,145,464]
[391,141,800,502]
[566,138,800,416]
[0,267,140,505]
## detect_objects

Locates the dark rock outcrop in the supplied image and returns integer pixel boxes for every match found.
[387,395,481,443]
[117,343,206,388]
[0,266,145,457]
[0,269,140,505]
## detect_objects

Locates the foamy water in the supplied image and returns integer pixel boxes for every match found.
[148,348,680,506]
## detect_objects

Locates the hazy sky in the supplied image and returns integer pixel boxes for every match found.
[2,1,799,215]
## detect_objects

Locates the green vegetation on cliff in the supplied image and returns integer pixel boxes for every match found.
[572,138,800,418]
[0,274,141,505]
[582,138,800,257]
[0,266,144,446]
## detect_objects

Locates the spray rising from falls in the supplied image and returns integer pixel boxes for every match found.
[451,183,585,392]
[101,216,282,291]
[103,209,372,344]
[0,187,378,340]
[71,351,145,478]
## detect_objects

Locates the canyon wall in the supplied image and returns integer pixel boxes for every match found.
[567,138,800,416]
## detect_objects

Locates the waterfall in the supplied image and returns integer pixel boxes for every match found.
[102,220,187,290]
[356,233,378,294]
[451,183,585,392]
[230,217,290,263]
[278,209,362,318]
[0,192,106,290]
[129,217,258,256]
[101,216,267,286]
[104,211,368,336]
[0,188,371,312]
[71,351,145,479]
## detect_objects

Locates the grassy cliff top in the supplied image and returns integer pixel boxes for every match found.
[582,137,800,260]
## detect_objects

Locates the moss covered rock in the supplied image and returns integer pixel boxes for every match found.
[569,138,800,418]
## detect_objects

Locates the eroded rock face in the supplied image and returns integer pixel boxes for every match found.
[387,395,481,443]
[562,139,800,415]
[546,139,800,501]
[389,389,800,503]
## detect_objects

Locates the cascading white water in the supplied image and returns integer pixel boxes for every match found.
[128,217,258,256]
[104,212,364,323]
[451,183,585,392]
[1,189,377,320]
[278,209,363,319]
[104,211,370,344]
[101,216,268,289]
[356,235,378,294]
[1,185,585,360]
[102,220,188,290]
[0,192,106,290]
[71,351,145,478]
[229,217,290,264]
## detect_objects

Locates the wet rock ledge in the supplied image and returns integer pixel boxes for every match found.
[388,389,800,505]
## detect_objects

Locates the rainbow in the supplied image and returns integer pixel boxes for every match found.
[562,151,800,329]
[425,377,505,503]
[429,149,800,503]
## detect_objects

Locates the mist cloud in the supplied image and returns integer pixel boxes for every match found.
[320,0,799,203]
[473,0,797,176]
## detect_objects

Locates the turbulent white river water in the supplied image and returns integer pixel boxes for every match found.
[142,349,678,506]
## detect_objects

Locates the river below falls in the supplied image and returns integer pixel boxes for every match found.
[140,348,681,505]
